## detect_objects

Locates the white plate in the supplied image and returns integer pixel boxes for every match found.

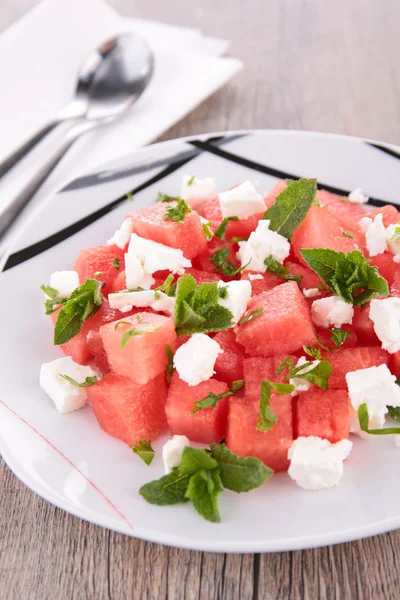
[1,130,400,553]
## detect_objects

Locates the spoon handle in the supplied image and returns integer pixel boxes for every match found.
[0,119,97,239]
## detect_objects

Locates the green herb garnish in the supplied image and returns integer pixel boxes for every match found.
[191,380,244,414]
[210,443,273,492]
[239,308,263,325]
[126,192,134,202]
[389,223,400,244]
[157,192,181,203]
[302,345,322,360]
[164,198,192,223]
[132,440,155,466]
[202,220,214,241]
[187,175,195,186]
[112,257,120,269]
[358,404,400,435]
[154,273,176,297]
[277,357,332,389]
[214,217,239,241]
[40,285,68,315]
[165,344,174,383]
[120,324,161,349]
[209,246,250,277]
[330,328,352,347]
[264,256,302,284]
[59,374,98,387]
[342,231,354,239]
[257,380,294,432]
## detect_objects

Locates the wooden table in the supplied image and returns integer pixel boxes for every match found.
[1,1,400,597]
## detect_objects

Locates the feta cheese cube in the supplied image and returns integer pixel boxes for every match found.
[107,217,133,249]
[359,213,387,257]
[288,436,353,491]
[108,290,175,315]
[346,363,400,430]
[218,181,266,220]
[311,295,354,328]
[173,333,223,386]
[124,253,154,291]
[348,188,369,204]
[49,271,79,298]
[39,357,97,414]
[289,356,320,395]
[128,233,191,278]
[218,280,251,324]
[369,297,400,354]
[385,223,400,263]
[237,220,290,271]
[303,288,320,298]
[181,175,216,206]
[162,435,190,474]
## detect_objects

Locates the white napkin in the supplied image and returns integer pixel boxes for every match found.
[0,0,241,209]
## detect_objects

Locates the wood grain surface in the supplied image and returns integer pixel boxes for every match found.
[1,0,400,598]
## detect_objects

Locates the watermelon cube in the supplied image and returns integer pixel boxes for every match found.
[295,389,350,442]
[129,201,206,259]
[389,352,400,377]
[87,372,168,446]
[101,312,177,384]
[236,282,317,357]
[316,189,366,218]
[183,267,221,284]
[74,245,124,294]
[111,270,127,292]
[240,270,282,295]
[352,305,380,345]
[284,261,323,291]
[213,330,245,384]
[243,355,298,398]
[369,252,396,286]
[226,395,293,472]
[202,197,263,241]
[365,205,400,227]
[326,346,389,388]
[192,237,239,276]
[391,270,400,298]
[165,373,229,444]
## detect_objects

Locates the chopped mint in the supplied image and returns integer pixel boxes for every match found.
[202,220,214,241]
[191,380,244,414]
[229,236,248,243]
[262,178,317,240]
[218,285,228,299]
[165,344,174,383]
[388,406,400,422]
[174,275,234,335]
[120,324,161,349]
[214,217,239,241]
[239,308,263,325]
[94,271,103,278]
[132,440,155,466]
[40,284,67,315]
[389,223,400,244]
[154,273,176,296]
[257,380,293,432]
[164,197,192,223]
[157,192,181,203]
[126,192,134,202]
[330,328,352,347]
[358,403,400,435]
[230,379,245,393]
[300,248,389,306]
[112,257,120,269]
[264,256,302,284]
[302,345,322,360]
[342,231,354,239]
[209,245,250,277]
[187,175,195,186]
[287,359,332,390]
[53,279,104,345]
[60,374,98,387]
[210,443,273,492]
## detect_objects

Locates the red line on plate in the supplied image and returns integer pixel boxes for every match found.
[0,399,134,530]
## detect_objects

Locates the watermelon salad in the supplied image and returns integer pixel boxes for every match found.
[39,176,400,523]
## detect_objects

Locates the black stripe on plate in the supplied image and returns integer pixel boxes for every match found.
[189,140,394,208]
[367,142,400,161]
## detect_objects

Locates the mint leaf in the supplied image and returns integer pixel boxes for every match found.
[126,192,134,202]
[41,284,59,298]
[132,440,155,466]
[179,447,218,475]
[164,197,192,223]
[59,374,98,387]
[94,271,103,278]
[230,379,245,393]
[358,403,400,435]
[185,469,223,523]
[330,328,352,347]
[41,284,67,315]
[154,273,175,296]
[202,220,214,241]
[54,279,104,345]
[139,468,190,505]
[112,257,120,269]
[165,344,174,383]
[218,285,228,299]
[389,223,400,244]
[302,345,322,360]
[174,275,233,335]
[209,246,250,277]
[342,231,354,239]
[257,380,294,432]
[191,380,244,414]
[300,248,389,306]
[264,256,302,283]
[239,308,263,325]
[120,324,161,349]
[263,178,317,240]
[157,192,180,203]
[276,356,296,376]
[214,217,239,241]
[187,175,195,186]
[210,443,273,492]
[388,406,400,422]
[229,236,248,243]
[287,359,332,390]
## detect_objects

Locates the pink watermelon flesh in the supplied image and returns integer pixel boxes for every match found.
[352,305,380,345]
[284,261,323,291]
[226,395,293,472]
[129,201,206,259]
[369,252,397,286]
[365,205,400,227]
[389,352,400,378]
[192,237,239,277]
[236,281,317,357]
[74,245,124,294]
[101,312,177,384]
[240,270,283,295]
[183,267,221,284]
[316,189,366,219]
[243,355,297,398]
[87,372,168,446]
[202,197,264,240]
[315,325,357,350]
[165,373,229,444]
[325,346,389,389]
[263,180,287,209]
[213,330,245,384]
[391,270,400,298]
[295,388,350,443]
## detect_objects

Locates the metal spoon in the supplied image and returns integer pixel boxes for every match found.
[0,33,154,237]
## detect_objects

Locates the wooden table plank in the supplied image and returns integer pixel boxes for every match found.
[1,0,400,598]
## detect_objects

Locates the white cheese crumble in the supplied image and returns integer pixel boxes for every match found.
[173,333,223,386]
[162,435,190,474]
[385,223,400,263]
[127,234,191,283]
[108,290,175,315]
[218,181,266,220]
[369,297,400,354]
[39,357,97,414]
[218,280,252,324]
[289,356,320,395]
[288,436,353,491]
[124,253,155,291]
[346,364,400,431]
[248,273,264,281]
[303,288,320,298]
[107,217,133,249]
[237,220,290,272]
[181,175,216,205]
[359,214,387,257]
[348,188,369,204]
[311,295,354,328]
[48,270,79,298]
